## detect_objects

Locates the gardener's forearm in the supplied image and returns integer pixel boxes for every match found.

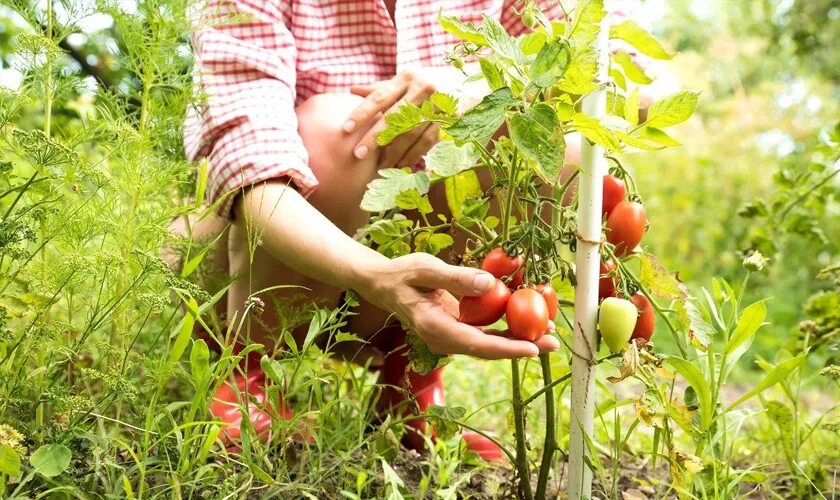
[235,181,387,295]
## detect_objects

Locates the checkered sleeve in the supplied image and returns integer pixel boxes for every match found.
[184,0,318,218]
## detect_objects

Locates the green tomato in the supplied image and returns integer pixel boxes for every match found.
[598,297,638,353]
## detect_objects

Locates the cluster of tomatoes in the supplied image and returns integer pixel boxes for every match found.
[599,174,655,353]
[458,247,556,342]
[457,174,656,354]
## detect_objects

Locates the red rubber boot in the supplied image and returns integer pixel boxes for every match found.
[376,327,505,463]
[200,327,303,448]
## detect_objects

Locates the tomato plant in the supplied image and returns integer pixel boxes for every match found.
[506,288,549,342]
[606,200,646,256]
[458,278,511,326]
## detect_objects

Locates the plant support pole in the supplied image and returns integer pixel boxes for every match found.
[568,14,610,500]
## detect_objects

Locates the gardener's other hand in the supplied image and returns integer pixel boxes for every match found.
[343,71,440,170]
[359,253,560,359]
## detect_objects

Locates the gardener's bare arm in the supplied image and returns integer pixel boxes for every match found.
[235,182,559,359]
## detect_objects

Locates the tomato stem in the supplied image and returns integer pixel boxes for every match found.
[536,352,557,499]
[510,358,533,499]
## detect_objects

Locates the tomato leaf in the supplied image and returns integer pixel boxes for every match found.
[665,357,713,431]
[438,11,488,45]
[571,113,620,152]
[509,103,564,183]
[30,444,72,478]
[610,20,674,60]
[425,141,480,178]
[558,50,599,95]
[481,14,524,65]
[569,0,606,45]
[529,39,571,88]
[406,333,449,374]
[361,168,430,212]
[426,405,467,439]
[478,57,505,90]
[727,354,807,410]
[639,254,683,300]
[611,50,652,84]
[644,91,699,129]
[415,232,454,256]
[446,87,517,142]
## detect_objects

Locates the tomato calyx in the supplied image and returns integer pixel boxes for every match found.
[481,246,525,289]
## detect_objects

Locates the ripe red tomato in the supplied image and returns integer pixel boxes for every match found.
[602,175,625,217]
[599,260,617,300]
[606,201,646,256]
[534,284,558,321]
[458,278,511,326]
[506,288,549,341]
[481,247,525,289]
[630,293,655,342]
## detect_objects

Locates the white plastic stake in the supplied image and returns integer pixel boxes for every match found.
[567,14,610,500]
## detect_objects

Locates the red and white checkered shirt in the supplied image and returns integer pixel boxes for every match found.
[185,0,564,218]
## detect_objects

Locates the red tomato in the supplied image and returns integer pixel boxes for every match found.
[606,201,646,256]
[602,175,626,217]
[506,288,549,341]
[458,278,511,326]
[534,284,558,320]
[481,247,525,289]
[630,293,655,342]
[599,260,617,300]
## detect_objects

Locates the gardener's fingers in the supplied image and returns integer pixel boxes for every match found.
[401,253,495,297]
[419,311,542,359]
[483,328,561,354]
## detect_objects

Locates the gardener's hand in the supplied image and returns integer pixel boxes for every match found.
[343,71,440,170]
[359,253,560,359]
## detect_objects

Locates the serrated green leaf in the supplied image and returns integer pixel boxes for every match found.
[558,50,599,95]
[679,298,714,349]
[377,102,431,146]
[610,20,674,60]
[426,405,467,439]
[415,232,454,256]
[361,168,430,212]
[509,103,564,183]
[438,11,488,45]
[395,190,433,214]
[571,113,620,151]
[425,141,480,178]
[478,57,505,90]
[0,444,21,476]
[640,254,683,299]
[446,87,516,142]
[611,50,652,84]
[406,334,449,374]
[529,39,571,88]
[481,14,524,65]
[644,91,699,129]
[430,92,458,116]
[519,31,547,56]
[30,444,71,478]
[570,0,606,45]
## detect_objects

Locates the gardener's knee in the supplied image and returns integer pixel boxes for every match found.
[297,93,380,232]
